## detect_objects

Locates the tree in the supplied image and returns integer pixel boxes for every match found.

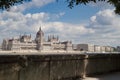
[0,0,120,14]
[66,0,120,14]
[0,0,30,10]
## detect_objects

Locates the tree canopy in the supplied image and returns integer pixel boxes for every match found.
[67,0,120,14]
[0,0,120,14]
[0,0,30,10]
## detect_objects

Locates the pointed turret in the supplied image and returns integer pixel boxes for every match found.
[36,27,44,36]
[57,35,59,40]
[52,35,55,39]
[39,27,41,31]
[35,26,44,50]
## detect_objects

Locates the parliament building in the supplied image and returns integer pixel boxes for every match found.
[2,27,73,51]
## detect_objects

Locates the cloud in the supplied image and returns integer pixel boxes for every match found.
[0,10,93,44]
[88,1,113,10]
[93,9,115,25]
[86,9,120,46]
[0,11,49,40]
[10,0,55,12]
[0,0,120,47]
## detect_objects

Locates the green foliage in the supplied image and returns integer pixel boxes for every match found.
[108,0,120,14]
[0,0,120,15]
[67,0,120,14]
[0,0,30,10]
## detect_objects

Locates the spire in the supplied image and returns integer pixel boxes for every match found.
[50,35,52,39]
[53,34,54,39]
[57,35,59,40]
[19,34,21,38]
[30,34,31,38]
[48,35,50,41]
[39,26,41,31]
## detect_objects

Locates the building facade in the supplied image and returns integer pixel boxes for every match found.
[1,27,116,52]
[2,27,73,51]
[77,44,95,52]
[76,44,115,52]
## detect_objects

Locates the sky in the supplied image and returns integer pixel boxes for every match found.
[0,0,120,47]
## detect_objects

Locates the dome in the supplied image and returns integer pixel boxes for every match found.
[37,27,44,36]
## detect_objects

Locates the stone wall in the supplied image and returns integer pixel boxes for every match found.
[0,53,120,80]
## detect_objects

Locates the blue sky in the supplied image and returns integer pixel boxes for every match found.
[24,0,100,23]
[0,0,120,46]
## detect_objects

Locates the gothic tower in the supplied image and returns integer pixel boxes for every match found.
[35,27,44,50]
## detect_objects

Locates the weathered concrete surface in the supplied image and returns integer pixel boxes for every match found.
[0,53,119,80]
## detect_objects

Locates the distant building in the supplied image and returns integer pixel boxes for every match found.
[77,44,115,52]
[77,44,95,52]
[72,44,78,51]
[100,46,106,52]
[2,27,73,51]
[116,46,120,52]
[104,46,114,52]
[94,45,101,52]
[1,27,116,53]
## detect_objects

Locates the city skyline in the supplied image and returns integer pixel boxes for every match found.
[0,0,120,47]
[1,27,115,53]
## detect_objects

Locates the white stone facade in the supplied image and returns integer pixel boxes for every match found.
[77,44,114,52]
[2,27,73,51]
[77,44,95,52]
[1,27,116,52]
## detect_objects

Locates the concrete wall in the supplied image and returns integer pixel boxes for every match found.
[0,53,120,80]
